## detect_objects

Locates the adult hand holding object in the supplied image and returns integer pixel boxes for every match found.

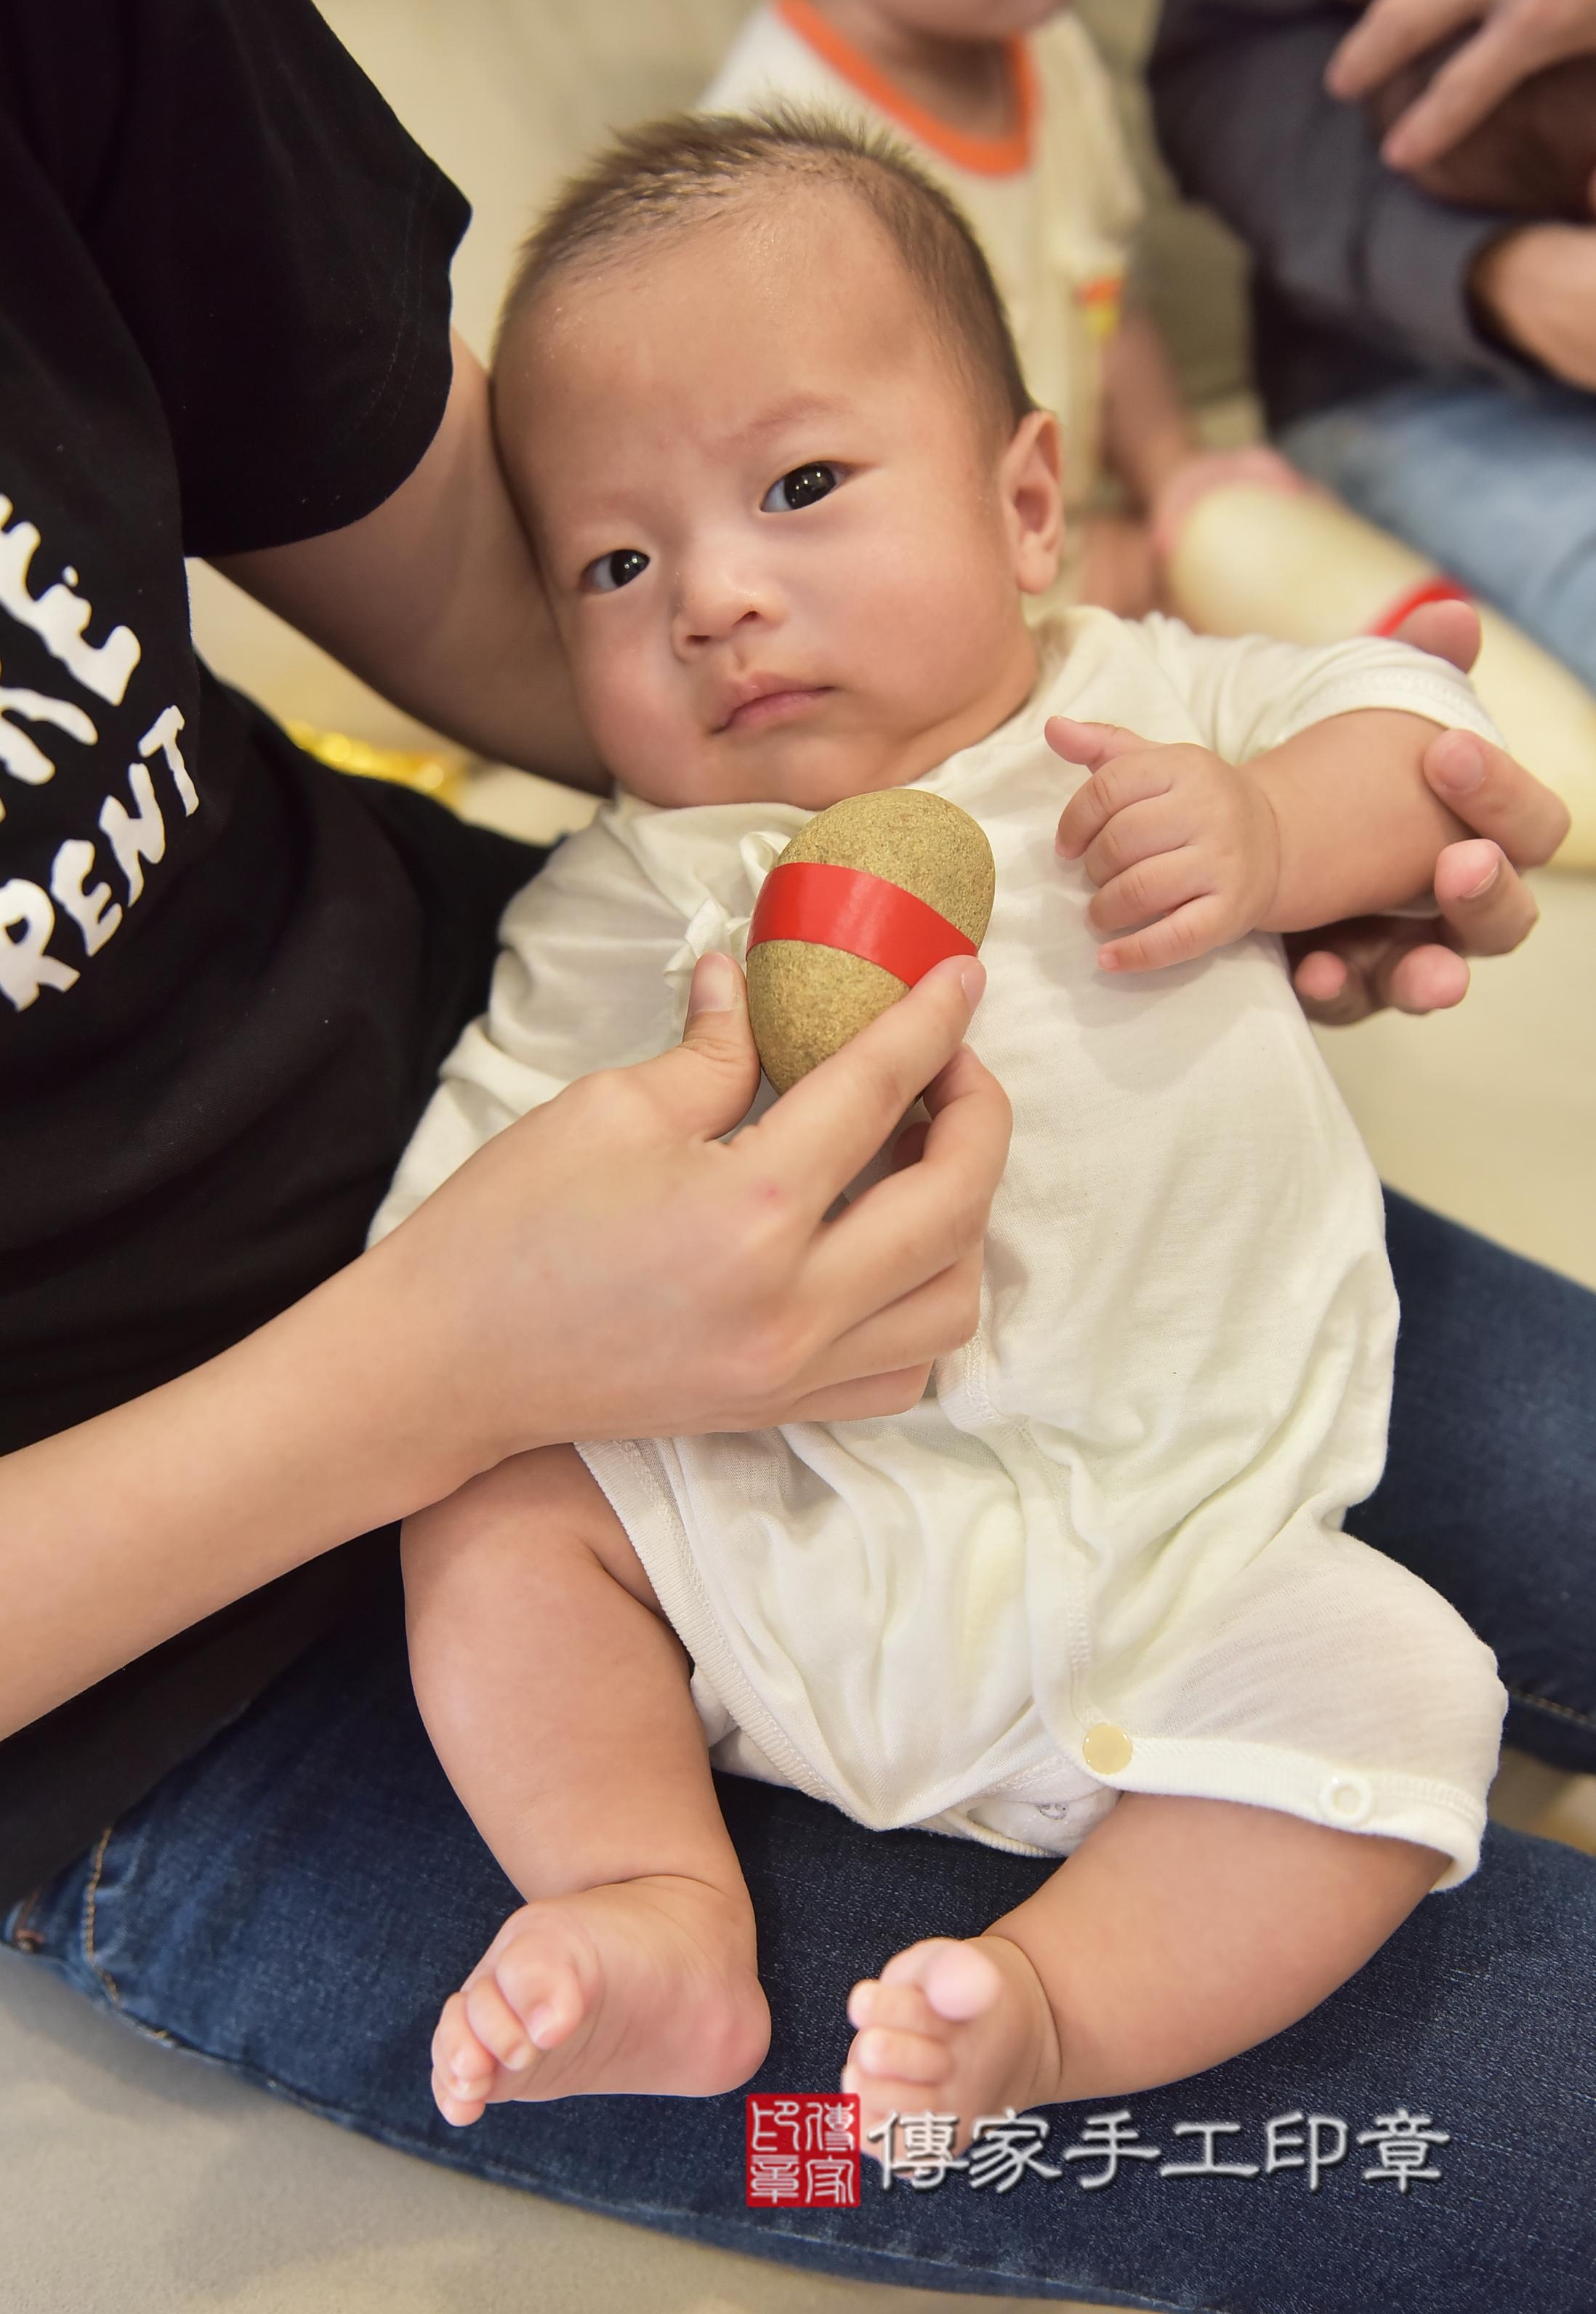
[0,951,1007,1743]
[1326,0,1596,170]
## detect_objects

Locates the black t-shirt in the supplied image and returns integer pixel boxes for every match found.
[0,0,544,1900]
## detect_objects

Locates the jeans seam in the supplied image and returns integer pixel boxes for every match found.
[4,1886,44,1954]
[1506,1685,1596,1735]
[81,1826,121,2005]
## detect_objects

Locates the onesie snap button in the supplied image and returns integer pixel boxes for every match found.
[1320,1773,1373,1827]
[1082,1722,1133,1775]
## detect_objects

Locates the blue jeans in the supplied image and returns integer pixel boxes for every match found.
[7,1192,1595,2313]
[1282,376,1596,698]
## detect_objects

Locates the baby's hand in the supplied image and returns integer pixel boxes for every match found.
[1049,718,1283,974]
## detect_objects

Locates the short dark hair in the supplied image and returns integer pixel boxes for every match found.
[496,108,1035,438]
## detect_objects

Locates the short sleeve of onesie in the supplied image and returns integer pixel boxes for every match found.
[2,0,470,555]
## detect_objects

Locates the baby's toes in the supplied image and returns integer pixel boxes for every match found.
[850,2022,956,2091]
[430,1993,494,2126]
[883,1936,1004,2024]
[462,1972,536,2076]
[847,1977,944,2044]
[493,1938,586,2055]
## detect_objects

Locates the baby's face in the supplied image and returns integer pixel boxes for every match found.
[496,190,1060,809]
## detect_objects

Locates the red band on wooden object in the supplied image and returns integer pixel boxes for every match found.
[747,860,977,986]
[1366,574,1474,638]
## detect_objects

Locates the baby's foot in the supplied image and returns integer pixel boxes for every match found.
[431,1874,769,2126]
[842,1936,1062,2160]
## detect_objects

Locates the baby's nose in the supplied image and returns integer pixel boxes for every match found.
[673,557,774,648]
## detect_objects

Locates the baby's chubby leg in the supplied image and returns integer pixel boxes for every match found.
[844,1796,1446,2156]
[402,1445,769,2124]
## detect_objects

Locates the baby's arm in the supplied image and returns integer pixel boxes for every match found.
[845,1794,1445,2150]
[1052,707,1474,975]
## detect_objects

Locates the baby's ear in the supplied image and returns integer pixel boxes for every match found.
[1001,408,1064,597]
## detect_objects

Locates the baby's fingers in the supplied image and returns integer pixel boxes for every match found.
[1097,895,1236,975]
[1081,796,1188,892]
[1087,847,1204,936]
[1047,714,1159,775]
[1055,750,1175,861]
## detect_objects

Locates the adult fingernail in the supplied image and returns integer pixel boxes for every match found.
[957,959,986,1007]
[1463,853,1501,899]
[1431,734,1484,794]
[687,951,735,1015]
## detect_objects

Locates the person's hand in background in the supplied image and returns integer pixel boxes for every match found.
[1287,599,1571,1021]
[1327,0,1596,170]
[1467,222,1596,388]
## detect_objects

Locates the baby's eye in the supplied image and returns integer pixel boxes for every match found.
[584,548,650,593]
[761,462,843,514]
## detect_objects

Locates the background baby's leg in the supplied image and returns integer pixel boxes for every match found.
[402,1444,767,2119]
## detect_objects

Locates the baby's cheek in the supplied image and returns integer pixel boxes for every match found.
[576,653,674,786]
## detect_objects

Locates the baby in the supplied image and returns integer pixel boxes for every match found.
[703,0,1303,613]
[372,113,1507,2148]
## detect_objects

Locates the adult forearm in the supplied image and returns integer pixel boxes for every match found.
[212,335,605,791]
[1253,709,1471,930]
[0,1242,474,1743]
[0,959,1005,1743]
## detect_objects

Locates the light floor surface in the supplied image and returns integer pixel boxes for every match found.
[17,0,1595,2306]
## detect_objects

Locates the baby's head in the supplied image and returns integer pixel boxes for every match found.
[493,113,1063,810]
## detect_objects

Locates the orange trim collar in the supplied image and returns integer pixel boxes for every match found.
[777,0,1035,178]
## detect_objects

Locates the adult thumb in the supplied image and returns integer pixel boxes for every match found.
[653,951,764,1138]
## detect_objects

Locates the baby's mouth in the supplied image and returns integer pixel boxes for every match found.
[714,678,834,735]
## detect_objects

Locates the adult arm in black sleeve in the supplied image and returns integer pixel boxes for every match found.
[6,0,596,783]
[1148,0,1524,387]
[213,328,601,788]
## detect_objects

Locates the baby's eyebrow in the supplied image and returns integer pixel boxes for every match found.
[728,392,845,449]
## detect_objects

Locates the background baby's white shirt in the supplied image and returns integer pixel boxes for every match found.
[372,611,1509,1884]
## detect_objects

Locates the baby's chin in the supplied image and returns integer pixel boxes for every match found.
[614,727,942,813]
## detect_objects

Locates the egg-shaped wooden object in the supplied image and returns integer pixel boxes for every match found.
[746,789,995,1092]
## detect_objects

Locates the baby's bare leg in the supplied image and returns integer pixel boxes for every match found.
[844,1795,1446,2155]
[403,1444,768,2124]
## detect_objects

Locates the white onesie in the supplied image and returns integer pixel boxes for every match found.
[373,611,1509,1888]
